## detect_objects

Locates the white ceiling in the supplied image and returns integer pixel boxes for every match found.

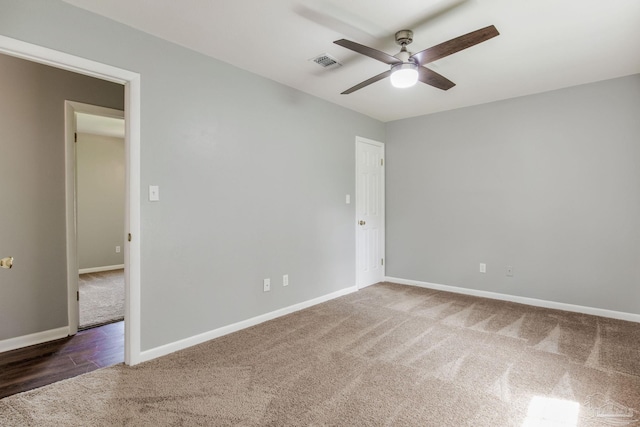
[62,0,640,122]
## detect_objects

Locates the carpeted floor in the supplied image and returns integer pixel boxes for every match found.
[1,282,638,426]
[79,269,125,329]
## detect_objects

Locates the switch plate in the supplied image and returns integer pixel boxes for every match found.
[263,278,271,292]
[115,246,121,253]
[149,185,160,201]
[345,194,351,204]
[479,263,486,273]
[283,274,289,287]
[506,266,514,277]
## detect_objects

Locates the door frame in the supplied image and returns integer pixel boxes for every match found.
[0,35,143,365]
[355,136,385,289]
[65,101,125,334]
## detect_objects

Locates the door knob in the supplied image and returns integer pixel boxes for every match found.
[359,220,366,226]
[0,257,13,269]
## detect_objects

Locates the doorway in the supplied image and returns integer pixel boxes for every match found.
[355,136,385,289]
[0,34,142,365]
[70,104,126,330]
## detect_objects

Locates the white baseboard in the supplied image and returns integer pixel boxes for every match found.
[0,326,69,353]
[79,264,125,274]
[385,276,640,323]
[139,285,359,363]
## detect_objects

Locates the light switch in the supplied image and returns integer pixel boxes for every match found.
[346,194,351,204]
[149,185,160,201]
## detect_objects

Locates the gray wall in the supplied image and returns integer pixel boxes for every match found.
[0,1,385,350]
[386,74,640,315]
[77,133,125,270]
[0,53,124,340]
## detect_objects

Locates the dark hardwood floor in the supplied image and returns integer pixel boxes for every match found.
[0,321,124,399]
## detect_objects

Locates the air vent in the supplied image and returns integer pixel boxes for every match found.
[310,53,342,69]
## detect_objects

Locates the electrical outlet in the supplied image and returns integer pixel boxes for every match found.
[479,263,486,273]
[263,278,271,292]
[506,266,514,277]
[283,274,289,287]
[115,246,121,253]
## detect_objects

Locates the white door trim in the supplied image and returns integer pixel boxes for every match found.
[0,35,142,366]
[355,136,385,289]
[64,101,125,336]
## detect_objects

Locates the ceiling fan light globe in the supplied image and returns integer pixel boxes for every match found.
[390,63,418,88]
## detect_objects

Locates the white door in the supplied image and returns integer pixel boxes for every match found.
[66,102,126,332]
[356,137,385,289]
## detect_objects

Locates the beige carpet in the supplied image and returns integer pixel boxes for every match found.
[1,282,638,426]
[79,269,125,329]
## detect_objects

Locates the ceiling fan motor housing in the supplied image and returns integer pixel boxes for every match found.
[393,47,413,62]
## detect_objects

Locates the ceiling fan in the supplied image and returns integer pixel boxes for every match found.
[333,25,499,94]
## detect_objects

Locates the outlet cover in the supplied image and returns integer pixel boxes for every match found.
[506,266,514,277]
[479,263,486,273]
[263,278,271,292]
[283,274,289,287]
[115,246,121,253]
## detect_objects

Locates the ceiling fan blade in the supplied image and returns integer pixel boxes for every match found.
[334,39,402,65]
[341,70,393,94]
[410,25,499,66]
[418,66,455,91]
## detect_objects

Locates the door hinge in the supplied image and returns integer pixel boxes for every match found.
[380,158,384,166]
[74,132,77,143]
[381,258,384,266]
[76,291,79,301]
[128,233,132,242]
